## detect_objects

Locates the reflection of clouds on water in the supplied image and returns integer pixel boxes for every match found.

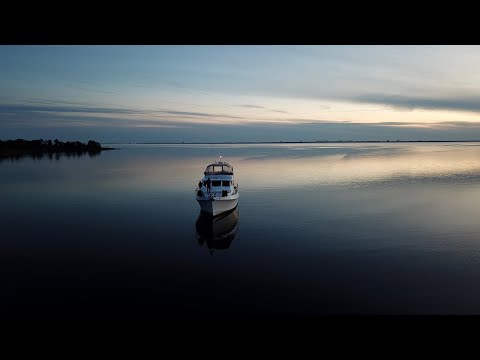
[232,143,480,188]
[340,146,412,159]
[238,154,271,161]
[196,206,239,254]
[238,144,411,161]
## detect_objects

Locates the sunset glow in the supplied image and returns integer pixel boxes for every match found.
[3,45,480,142]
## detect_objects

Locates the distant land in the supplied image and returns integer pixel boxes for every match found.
[106,140,480,145]
[0,139,115,161]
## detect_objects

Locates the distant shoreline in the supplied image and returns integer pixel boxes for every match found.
[0,139,116,158]
[106,140,480,145]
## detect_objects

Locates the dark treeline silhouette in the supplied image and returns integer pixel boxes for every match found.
[0,139,114,162]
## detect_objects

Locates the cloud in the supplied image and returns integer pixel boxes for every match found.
[5,100,480,143]
[235,104,289,114]
[0,103,247,124]
[159,109,243,119]
[0,104,140,115]
[353,94,480,113]
[236,104,266,109]
[4,114,480,143]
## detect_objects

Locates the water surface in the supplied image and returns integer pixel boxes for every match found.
[2,142,480,315]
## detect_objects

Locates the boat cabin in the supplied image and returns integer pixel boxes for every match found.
[201,179,233,187]
[204,162,233,175]
[196,160,239,206]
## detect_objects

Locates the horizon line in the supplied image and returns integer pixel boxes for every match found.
[102,140,480,144]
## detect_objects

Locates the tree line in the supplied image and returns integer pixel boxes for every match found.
[0,139,104,153]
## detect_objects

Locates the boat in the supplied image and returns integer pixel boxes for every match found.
[195,158,239,216]
[196,206,239,251]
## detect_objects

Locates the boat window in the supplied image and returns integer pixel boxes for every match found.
[222,181,230,186]
[211,181,221,187]
[204,163,233,175]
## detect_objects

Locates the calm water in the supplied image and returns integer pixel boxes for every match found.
[3,142,480,315]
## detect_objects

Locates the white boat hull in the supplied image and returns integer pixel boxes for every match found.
[197,196,238,216]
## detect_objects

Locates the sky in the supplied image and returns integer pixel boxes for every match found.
[2,45,480,142]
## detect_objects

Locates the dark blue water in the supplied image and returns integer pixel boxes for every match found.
[3,143,480,315]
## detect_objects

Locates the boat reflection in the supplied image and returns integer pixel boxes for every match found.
[196,206,239,253]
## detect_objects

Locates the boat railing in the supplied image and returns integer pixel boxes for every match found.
[195,188,215,199]
[196,184,238,198]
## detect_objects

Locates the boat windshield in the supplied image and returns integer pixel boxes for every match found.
[204,163,233,175]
